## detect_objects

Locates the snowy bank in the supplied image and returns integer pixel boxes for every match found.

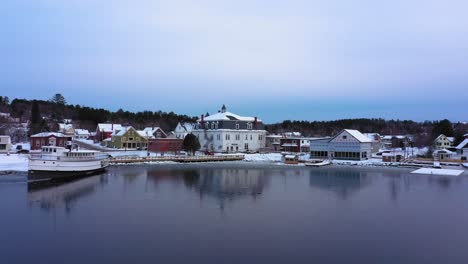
[411,168,464,176]
[0,154,28,172]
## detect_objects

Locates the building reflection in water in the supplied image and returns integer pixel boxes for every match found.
[309,169,372,199]
[27,175,108,213]
[146,167,268,210]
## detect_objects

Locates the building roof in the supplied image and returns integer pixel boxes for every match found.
[199,111,261,122]
[142,127,167,137]
[74,129,90,135]
[342,129,372,143]
[97,123,123,133]
[456,138,468,149]
[113,126,133,137]
[175,122,194,132]
[433,149,454,154]
[434,134,455,143]
[58,123,73,131]
[31,132,68,138]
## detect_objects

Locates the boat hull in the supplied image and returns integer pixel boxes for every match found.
[28,159,109,179]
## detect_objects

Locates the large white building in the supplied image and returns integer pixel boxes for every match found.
[192,105,267,153]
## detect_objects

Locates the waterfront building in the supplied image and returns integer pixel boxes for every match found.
[30,132,71,150]
[433,134,455,150]
[0,135,12,153]
[309,129,372,160]
[191,105,266,153]
[73,129,90,140]
[104,126,148,149]
[265,135,282,151]
[174,122,194,139]
[95,123,123,142]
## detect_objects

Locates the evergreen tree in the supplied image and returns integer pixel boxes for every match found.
[29,100,42,135]
[432,119,454,137]
[182,133,201,155]
[50,93,66,105]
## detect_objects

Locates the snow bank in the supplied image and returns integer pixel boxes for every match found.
[411,168,464,176]
[0,154,28,172]
[243,153,282,162]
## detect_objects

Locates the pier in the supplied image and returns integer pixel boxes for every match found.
[109,155,245,164]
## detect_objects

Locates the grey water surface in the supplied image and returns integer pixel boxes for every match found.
[1,164,468,264]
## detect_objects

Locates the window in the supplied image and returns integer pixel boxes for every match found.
[250,135,252,140]
[226,134,230,140]
[211,123,215,129]
[247,123,253,129]
[343,135,347,139]
[236,123,240,129]
[129,137,134,141]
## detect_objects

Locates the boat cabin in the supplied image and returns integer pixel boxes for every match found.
[283,154,299,165]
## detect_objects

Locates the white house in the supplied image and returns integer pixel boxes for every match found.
[0,135,12,153]
[174,122,194,139]
[191,105,267,153]
[73,129,90,140]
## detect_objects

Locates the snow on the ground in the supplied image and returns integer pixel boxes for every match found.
[0,154,28,172]
[332,158,396,167]
[108,151,176,158]
[243,153,283,162]
[411,168,464,176]
[11,142,30,151]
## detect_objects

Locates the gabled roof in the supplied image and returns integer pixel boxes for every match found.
[142,127,167,137]
[434,134,454,143]
[175,122,194,132]
[58,123,73,130]
[338,129,372,143]
[74,129,90,135]
[113,126,133,137]
[97,123,122,133]
[456,138,468,149]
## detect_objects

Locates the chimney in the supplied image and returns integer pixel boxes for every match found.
[254,117,258,129]
[111,123,113,131]
[201,114,205,127]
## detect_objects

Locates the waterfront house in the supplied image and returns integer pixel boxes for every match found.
[265,135,282,151]
[0,135,12,153]
[104,126,148,149]
[381,135,414,149]
[433,149,454,160]
[30,132,71,150]
[364,133,381,153]
[174,122,194,139]
[58,122,74,136]
[95,123,123,142]
[433,134,454,150]
[141,127,167,139]
[280,137,312,153]
[73,129,90,140]
[455,138,468,159]
[382,150,404,162]
[191,105,266,153]
[309,129,372,160]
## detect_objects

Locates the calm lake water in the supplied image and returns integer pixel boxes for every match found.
[1,164,468,264]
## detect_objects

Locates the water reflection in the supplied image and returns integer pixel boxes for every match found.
[27,175,108,213]
[309,169,372,199]
[145,167,268,209]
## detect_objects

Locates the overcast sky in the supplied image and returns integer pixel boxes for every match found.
[2,0,467,123]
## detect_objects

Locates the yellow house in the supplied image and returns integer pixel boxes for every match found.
[104,126,148,149]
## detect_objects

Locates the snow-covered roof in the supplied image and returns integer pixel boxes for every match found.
[142,127,166,136]
[137,130,151,138]
[175,122,194,132]
[74,129,90,135]
[266,135,282,138]
[343,129,372,143]
[198,111,261,122]
[97,123,122,133]
[284,155,298,159]
[456,138,468,149]
[433,149,454,154]
[281,143,298,147]
[114,126,135,137]
[58,123,73,130]
[447,137,455,143]
[364,133,380,141]
[382,135,408,140]
[31,132,68,138]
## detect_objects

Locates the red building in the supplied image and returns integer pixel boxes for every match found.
[148,138,183,153]
[30,132,72,150]
[280,138,301,152]
[95,123,122,142]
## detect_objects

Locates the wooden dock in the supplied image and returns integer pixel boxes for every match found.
[109,155,245,164]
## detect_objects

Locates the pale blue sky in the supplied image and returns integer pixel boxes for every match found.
[1,0,467,122]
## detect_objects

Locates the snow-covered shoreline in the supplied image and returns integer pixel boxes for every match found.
[1,152,466,175]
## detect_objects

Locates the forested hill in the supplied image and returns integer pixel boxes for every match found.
[0,95,197,133]
[266,119,468,147]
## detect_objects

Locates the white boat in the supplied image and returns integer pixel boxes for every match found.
[305,160,332,167]
[28,146,110,178]
[463,163,468,169]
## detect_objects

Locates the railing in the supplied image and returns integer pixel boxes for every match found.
[110,155,245,164]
